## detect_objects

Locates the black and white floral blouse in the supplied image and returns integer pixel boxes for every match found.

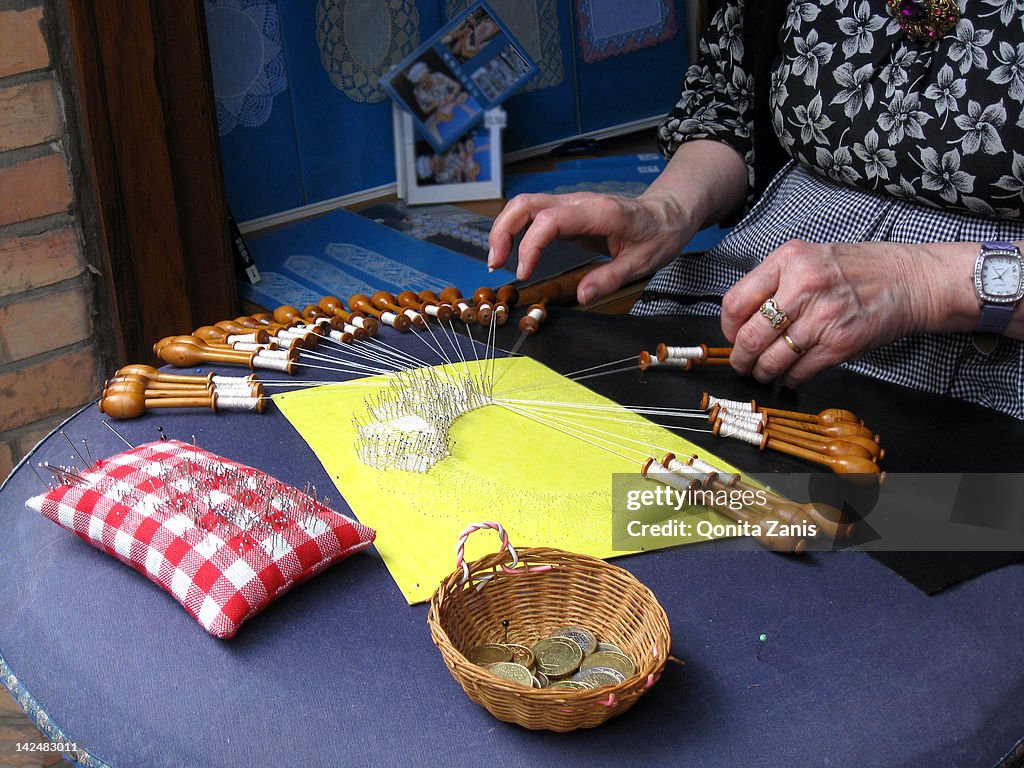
[659,0,1024,219]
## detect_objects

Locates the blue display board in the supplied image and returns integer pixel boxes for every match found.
[207,0,691,224]
[239,208,512,310]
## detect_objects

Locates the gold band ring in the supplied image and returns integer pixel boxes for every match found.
[759,298,790,330]
[783,333,805,355]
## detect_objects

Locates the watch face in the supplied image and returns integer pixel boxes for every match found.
[980,251,1024,300]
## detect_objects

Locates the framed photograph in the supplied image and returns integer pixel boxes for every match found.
[381,1,535,153]
[396,107,503,205]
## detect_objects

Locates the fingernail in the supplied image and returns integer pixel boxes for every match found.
[488,267,494,273]
[516,263,526,280]
[486,247,494,268]
[579,286,594,305]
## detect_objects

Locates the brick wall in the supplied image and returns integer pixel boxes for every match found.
[0,2,104,483]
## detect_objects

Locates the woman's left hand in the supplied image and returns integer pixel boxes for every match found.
[721,239,956,386]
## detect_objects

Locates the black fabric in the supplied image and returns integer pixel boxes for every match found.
[505,309,1024,592]
[743,0,790,200]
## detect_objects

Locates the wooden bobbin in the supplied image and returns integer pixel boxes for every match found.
[518,303,548,334]
[764,436,885,487]
[116,364,214,389]
[472,287,497,325]
[494,285,519,325]
[302,305,347,333]
[350,293,411,332]
[758,406,862,426]
[372,291,427,330]
[319,296,379,336]
[638,351,657,371]
[99,390,218,420]
[700,392,756,413]
[683,454,853,539]
[707,404,763,429]
[397,291,454,324]
[156,337,256,369]
[439,287,478,324]
[642,458,805,554]
[766,423,884,462]
[767,416,878,443]
[105,376,210,398]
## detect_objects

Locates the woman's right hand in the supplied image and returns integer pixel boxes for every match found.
[486,139,749,305]
[486,191,697,305]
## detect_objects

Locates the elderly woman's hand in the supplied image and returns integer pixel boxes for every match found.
[721,239,983,386]
[487,139,749,305]
[487,191,696,305]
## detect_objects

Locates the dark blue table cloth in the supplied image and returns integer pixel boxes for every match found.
[1,310,1021,768]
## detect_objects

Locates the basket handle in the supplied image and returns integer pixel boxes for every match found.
[455,522,551,589]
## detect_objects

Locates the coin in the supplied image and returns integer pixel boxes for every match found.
[487,661,534,687]
[532,637,583,678]
[534,670,550,688]
[548,681,590,691]
[553,626,598,656]
[572,666,625,688]
[505,643,535,671]
[580,650,635,678]
[466,643,513,666]
[595,641,625,654]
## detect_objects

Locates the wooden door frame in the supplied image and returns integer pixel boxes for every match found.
[51,0,235,364]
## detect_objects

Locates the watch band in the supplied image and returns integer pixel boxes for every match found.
[976,303,1016,334]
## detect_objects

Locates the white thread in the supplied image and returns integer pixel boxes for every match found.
[216,394,260,411]
[690,456,739,486]
[231,341,264,352]
[423,304,440,317]
[527,307,544,321]
[664,345,704,361]
[403,309,420,322]
[720,409,764,428]
[664,457,714,485]
[380,311,399,326]
[212,375,253,386]
[707,395,754,413]
[226,332,261,345]
[351,316,369,329]
[718,420,763,446]
[252,354,292,372]
[643,461,694,492]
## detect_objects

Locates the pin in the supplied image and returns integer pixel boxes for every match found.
[102,420,134,447]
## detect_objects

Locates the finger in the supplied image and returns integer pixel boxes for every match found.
[728,292,803,375]
[781,341,840,388]
[576,256,642,305]
[488,194,548,271]
[515,196,623,281]
[720,257,784,343]
[750,332,805,384]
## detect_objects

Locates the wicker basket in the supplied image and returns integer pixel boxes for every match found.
[427,522,672,732]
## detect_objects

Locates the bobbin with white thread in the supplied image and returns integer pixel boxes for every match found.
[687,455,740,487]
[252,353,295,374]
[713,418,767,448]
[638,351,659,371]
[215,394,266,413]
[708,404,763,429]
[324,328,352,344]
[660,453,717,487]
[640,458,700,493]
[518,304,548,334]
[700,392,756,413]
[657,343,707,363]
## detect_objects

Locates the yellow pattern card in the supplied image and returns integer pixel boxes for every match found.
[274,356,735,603]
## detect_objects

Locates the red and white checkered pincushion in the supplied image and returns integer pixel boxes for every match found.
[26,440,375,638]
